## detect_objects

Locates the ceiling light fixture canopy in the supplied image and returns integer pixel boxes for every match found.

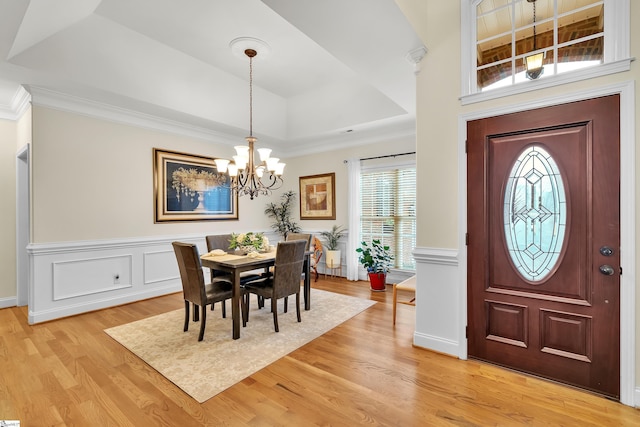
[215,40,284,200]
[525,0,544,80]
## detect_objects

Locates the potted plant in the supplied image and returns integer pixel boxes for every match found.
[319,225,346,269]
[356,239,393,291]
[264,190,301,239]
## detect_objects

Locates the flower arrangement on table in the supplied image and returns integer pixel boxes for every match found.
[229,232,269,254]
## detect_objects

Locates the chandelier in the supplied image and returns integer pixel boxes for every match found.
[524,0,544,80]
[214,43,285,200]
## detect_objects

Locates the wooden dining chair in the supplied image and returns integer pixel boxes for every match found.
[392,275,416,325]
[282,233,313,308]
[310,236,323,282]
[286,233,312,250]
[241,239,306,332]
[172,241,233,341]
[205,234,232,278]
[205,234,261,287]
[254,232,310,310]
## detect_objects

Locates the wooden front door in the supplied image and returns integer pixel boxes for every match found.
[467,95,620,398]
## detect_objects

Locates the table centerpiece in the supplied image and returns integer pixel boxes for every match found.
[229,232,269,254]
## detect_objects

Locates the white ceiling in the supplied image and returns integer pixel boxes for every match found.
[0,0,424,157]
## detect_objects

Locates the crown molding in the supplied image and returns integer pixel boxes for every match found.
[281,115,416,158]
[23,86,417,157]
[26,86,238,145]
[0,85,30,121]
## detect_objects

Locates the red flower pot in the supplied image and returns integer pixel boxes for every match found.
[368,272,387,291]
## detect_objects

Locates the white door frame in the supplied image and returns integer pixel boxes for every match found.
[458,81,636,406]
[16,144,29,307]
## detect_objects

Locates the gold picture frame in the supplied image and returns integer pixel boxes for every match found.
[153,148,238,222]
[299,172,336,220]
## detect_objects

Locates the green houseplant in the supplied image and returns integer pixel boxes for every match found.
[356,239,393,291]
[319,225,346,269]
[264,190,301,239]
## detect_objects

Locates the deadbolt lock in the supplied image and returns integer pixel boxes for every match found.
[599,246,614,257]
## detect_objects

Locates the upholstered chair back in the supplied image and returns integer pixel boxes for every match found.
[206,234,232,252]
[172,242,206,305]
[286,233,312,251]
[273,239,307,300]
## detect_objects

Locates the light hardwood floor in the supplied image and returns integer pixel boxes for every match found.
[1,277,639,426]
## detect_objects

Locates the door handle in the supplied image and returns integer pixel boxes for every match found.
[599,265,615,276]
[599,246,614,256]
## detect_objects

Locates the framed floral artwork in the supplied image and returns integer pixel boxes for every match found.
[299,172,336,220]
[153,148,238,222]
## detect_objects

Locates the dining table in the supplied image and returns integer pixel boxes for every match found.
[200,249,311,339]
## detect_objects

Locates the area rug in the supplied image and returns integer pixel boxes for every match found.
[104,288,375,403]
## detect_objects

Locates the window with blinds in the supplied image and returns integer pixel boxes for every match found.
[360,166,416,270]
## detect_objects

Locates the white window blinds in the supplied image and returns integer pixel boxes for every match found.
[360,165,416,270]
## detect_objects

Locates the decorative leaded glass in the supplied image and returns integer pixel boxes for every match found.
[503,145,566,282]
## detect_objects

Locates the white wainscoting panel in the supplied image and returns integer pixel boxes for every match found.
[412,247,460,357]
[26,233,272,324]
[144,249,181,286]
[53,254,132,300]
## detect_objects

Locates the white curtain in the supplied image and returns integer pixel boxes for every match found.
[346,158,361,281]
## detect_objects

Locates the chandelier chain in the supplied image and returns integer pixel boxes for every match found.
[249,53,253,137]
[532,1,537,50]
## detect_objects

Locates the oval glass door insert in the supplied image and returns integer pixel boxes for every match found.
[503,145,567,282]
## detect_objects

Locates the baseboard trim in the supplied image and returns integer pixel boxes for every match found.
[0,296,17,309]
[29,283,181,324]
[413,331,460,356]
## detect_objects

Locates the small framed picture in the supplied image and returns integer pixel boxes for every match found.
[299,172,336,220]
[153,148,238,222]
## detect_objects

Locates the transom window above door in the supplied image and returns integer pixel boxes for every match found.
[478,0,603,90]
[461,0,631,103]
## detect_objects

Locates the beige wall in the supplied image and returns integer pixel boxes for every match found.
[0,118,17,299]
[410,0,462,250]
[276,137,416,235]
[17,106,31,151]
[30,106,278,243]
[398,0,640,395]
[30,106,415,244]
